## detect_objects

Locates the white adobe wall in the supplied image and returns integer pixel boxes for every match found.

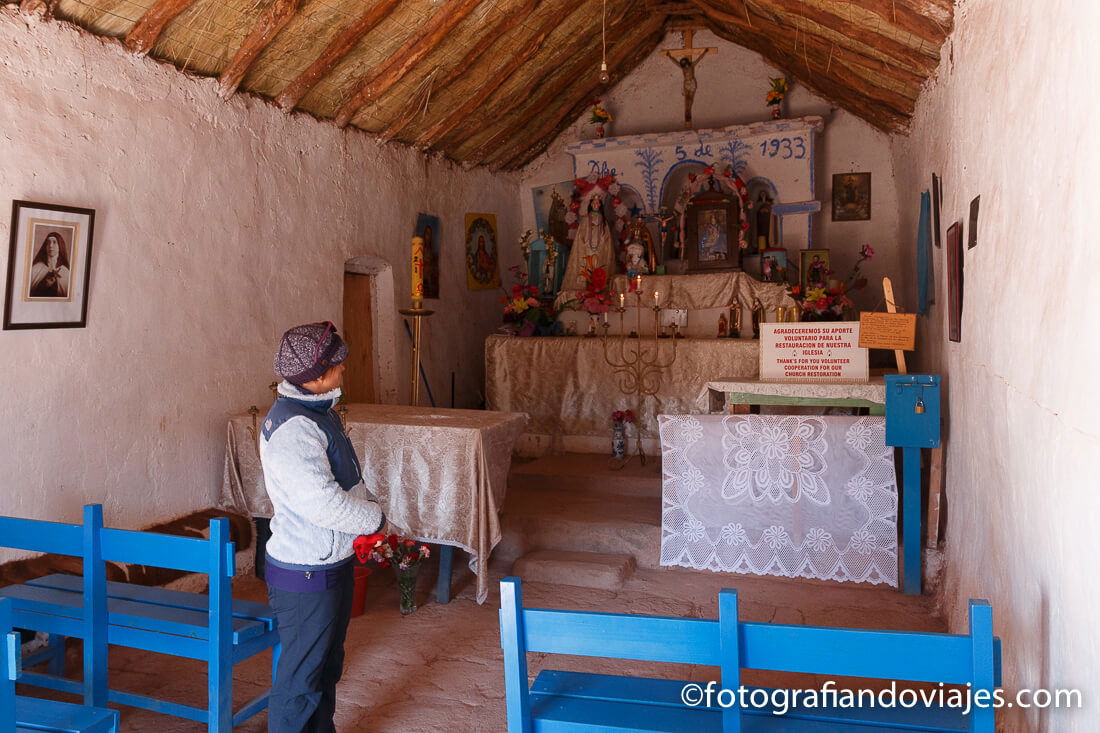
[892,0,1099,730]
[0,8,521,542]
[521,29,903,312]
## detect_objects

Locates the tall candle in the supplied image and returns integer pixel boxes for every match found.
[654,290,660,306]
[411,236,425,300]
[619,293,625,308]
[636,275,642,292]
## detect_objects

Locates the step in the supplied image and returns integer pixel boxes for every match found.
[497,486,662,570]
[510,453,663,497]
[512,551,637,591]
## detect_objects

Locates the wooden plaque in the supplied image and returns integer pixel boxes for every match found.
[858,312,917,350]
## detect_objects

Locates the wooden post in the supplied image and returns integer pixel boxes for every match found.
[882,277,907,374]
[925,443,945,548]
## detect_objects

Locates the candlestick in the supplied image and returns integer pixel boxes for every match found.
[411,236,425,301]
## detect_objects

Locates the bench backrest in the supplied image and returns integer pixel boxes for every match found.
[500,578,999,733]
[1,598,16,729]
[0,505,237,710]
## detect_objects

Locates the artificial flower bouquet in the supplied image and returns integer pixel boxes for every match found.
[577,266,614,314]
[792,244,875,320]
[611,409,635,428]
[354,532,431,570]
[500,264,557,334]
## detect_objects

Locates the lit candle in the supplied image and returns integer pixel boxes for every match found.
[411,236,425,301]
[636,275,642,292]
[603,312,608,324]
[619,293,625,308]
[654,290,660,306]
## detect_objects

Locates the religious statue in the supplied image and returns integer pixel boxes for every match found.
[560,196,615,293]
[622,216,656,277]
[807,254,827,286]
[717,311,728,338]
[753,191,773,251]
[656,206,679,259]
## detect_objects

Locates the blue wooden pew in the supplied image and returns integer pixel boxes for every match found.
[2,597,119,732]
[0,504,279,732]
[499,577,1001,732]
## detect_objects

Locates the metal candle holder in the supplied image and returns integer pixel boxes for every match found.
[398,298,434,406]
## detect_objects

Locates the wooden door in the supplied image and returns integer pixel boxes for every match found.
[342,272,375,402]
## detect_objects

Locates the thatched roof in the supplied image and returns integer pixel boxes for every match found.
[19,0,952,169]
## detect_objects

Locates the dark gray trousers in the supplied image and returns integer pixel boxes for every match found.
[267,567,354,733]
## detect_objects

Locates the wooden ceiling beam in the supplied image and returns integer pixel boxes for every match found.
[695,0,925,94]
[217,0,300,99]
[274,0,402,111]
[123,0,199,55]
[848,0,951,45]
[437,0,633,153]
[331,0,484,126]
[414,0,587,150]
[463,13,662,164]
[749,0,939,74]
[492,18,666,169]
[375,0,540,143]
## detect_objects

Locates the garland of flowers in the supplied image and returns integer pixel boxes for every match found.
[674,164,751,250]
[565,173,630,245]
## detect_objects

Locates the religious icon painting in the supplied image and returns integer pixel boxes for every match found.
[4,200,96,330]
[832,172,871,221]
[414,213,441,299]
[799,248,830,291]
[464,213,500,290]
[530,180,573,248]
[759,249,787,284]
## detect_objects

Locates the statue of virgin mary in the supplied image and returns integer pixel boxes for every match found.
[559,196,615,300]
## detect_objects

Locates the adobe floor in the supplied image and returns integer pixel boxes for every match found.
[31,455,945,732]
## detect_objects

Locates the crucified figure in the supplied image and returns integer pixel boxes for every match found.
[660,30,716,129]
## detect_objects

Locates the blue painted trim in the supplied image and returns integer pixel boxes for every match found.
[773,201,821,216]
[718,589,741,733]
[499,578,532,733]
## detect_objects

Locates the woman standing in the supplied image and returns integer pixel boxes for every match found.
[261,321,386,732]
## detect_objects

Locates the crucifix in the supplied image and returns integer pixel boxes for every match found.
[660,30,717,129]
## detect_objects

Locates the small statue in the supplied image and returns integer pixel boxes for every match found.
[753,191,773,252]
[622,217,657,276]
[656,206,679,259]
[729,301,742,338]
[717,311,728,338]
[751,299,763,339]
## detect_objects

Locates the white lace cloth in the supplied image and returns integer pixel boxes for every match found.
[659,414,898,587]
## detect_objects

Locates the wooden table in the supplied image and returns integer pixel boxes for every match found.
[221,403,527,604]
[698,377,888,415]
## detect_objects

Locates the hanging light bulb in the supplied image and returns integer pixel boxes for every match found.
[598,0,610,84]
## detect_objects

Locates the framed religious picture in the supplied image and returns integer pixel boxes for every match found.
[759,248,787,284]
[464,213,500,290]
[414,213,441,299]
[799,248,831,291]
[947,221,963,342]
[684,190,742,272]
[832,172,871,221]
[4,200,96,330]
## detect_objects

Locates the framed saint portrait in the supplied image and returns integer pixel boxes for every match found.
[464,213,500,290]
[759,248,787,284]
[832,172,871,221]
[684,190,741,272]
[4,200,96,330]
[799,249,831,291]
[414,213,441,299]
[947,222,963,342]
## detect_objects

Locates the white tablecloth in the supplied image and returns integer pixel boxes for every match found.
[659,414,898,587]
[221,404,528,604]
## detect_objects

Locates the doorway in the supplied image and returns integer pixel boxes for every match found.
[342,272,376,402]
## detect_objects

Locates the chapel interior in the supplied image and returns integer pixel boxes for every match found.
[0,0,1094,731]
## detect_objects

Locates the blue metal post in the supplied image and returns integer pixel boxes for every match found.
[436,545,454,604]
[902,447,922,595]
[83,504,109,708]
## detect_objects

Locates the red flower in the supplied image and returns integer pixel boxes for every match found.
[404,539,416,547]
[387,534,399,548]
[589,268,608,289]
[703,165,715,176]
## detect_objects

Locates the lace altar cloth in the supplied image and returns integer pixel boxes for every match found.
[222,404,528,604]
[659,414,898,587]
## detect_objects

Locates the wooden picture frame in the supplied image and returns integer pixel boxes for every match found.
[4,200,96,330]
[832,172,871,221]
[946,221,963,342]
[684,190,741,272]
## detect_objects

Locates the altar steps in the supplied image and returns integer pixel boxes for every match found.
[498,454,665,580]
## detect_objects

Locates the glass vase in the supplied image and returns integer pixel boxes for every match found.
[395,565,419,615]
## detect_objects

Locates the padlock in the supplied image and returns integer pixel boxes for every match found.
[914,399,925,414]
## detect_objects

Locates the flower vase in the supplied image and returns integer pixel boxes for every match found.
[395,565,419,615]
[611,424,626,459]
[770,102,782,120]
[595,123,606,138]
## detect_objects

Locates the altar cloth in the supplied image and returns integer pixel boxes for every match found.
[221,403,528,604]
[659,413,898,587]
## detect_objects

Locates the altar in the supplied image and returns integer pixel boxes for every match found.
[485,333,759,455]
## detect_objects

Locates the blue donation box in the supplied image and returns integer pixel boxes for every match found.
[885,374,941,449]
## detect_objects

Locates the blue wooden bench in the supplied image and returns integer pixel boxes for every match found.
[500,577,1001,732]
[0,504,279,732]
[2,597,119,732]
